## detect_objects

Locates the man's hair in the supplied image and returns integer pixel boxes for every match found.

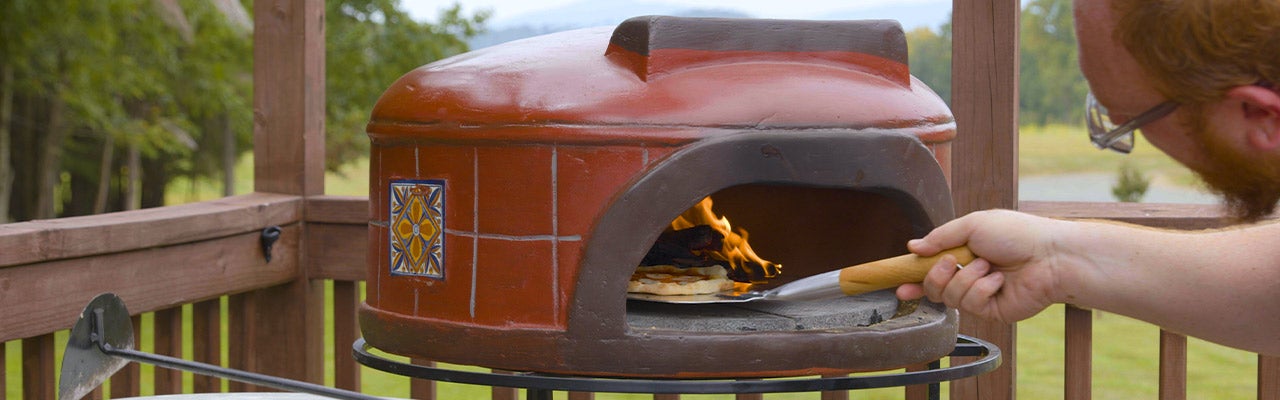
[1111,0,1280,105]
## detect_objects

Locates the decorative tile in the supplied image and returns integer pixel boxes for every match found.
[389,179,446,278]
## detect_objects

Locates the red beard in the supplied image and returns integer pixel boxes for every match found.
[1183,108,1280,222]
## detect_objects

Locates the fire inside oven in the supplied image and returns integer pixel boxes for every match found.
[626,186,917,333]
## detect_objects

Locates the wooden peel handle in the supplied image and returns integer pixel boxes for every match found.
[837,246,975,296]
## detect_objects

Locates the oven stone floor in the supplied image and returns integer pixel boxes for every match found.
[626,290,900,332]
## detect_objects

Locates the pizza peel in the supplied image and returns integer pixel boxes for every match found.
[627,246,974,304]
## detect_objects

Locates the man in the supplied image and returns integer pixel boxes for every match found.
[896,0,1280,356]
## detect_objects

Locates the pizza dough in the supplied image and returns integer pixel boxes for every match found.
[628,265,735,296]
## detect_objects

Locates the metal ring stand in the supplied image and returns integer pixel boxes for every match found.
[354,335,1001,400]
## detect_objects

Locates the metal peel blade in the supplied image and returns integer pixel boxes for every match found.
[627,246,974,304]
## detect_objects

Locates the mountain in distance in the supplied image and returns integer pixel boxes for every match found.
[819,3,952,31]
[467,0,745,49]
[466,0,950,50]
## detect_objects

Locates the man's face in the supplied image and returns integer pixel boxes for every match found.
[1073,0,1278,220]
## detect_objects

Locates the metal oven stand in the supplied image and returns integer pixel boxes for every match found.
[354,335,1001,400]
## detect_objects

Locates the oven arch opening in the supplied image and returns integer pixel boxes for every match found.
[570,129,955,338]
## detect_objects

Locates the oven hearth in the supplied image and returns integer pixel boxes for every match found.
[628,292,902,332]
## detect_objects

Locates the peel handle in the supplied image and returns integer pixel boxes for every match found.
[837,246,975,296]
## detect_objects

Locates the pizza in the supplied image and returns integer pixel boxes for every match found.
[627,264,735,296]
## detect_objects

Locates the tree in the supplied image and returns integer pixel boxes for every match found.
[1019,0,1088,126]
[1,0,486,222]
[907,20,953,106]
[324,1,487,172]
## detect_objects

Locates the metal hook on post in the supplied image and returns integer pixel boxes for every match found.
[260,225,282,262]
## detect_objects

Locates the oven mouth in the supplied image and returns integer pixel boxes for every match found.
[625,183,924,332]
[570,129,955,338]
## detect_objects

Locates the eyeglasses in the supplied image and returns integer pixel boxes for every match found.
[1086,92,1179,153]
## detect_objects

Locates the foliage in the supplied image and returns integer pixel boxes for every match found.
[905,0,1086,126]
[0,0,485,221]
[1020,0,1089,126]
[906,21,952,105]
[1111,160,1151,202]
[325,1,488,172]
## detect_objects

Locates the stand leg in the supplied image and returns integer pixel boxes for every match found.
[528,388,554,400]
[928,359,942,400]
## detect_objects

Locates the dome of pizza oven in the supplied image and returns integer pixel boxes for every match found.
[367,17,955,142]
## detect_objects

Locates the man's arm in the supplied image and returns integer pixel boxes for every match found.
[898,209,1280,355]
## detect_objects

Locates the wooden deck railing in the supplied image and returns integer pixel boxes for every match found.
[4,0,1279,399]
[3,197,1278,399]
[1023,201,1280,400]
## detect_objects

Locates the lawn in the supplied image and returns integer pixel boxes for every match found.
[1018,124,1200,187]
[8,125,1259,398]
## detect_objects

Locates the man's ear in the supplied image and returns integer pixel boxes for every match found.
[1227,85,1280,151]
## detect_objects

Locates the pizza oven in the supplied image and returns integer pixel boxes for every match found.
[359,16,960,378]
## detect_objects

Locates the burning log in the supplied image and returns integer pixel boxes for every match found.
[639,197,782,283]
[641,225,724,268]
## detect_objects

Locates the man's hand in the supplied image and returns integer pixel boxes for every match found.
[895,209,1068,324]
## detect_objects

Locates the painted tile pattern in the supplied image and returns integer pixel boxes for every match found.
[389,179,446,278]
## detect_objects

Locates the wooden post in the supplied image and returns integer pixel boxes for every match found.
[21,334,55,400]
[410,359,437,400]
[333,281,361,391]
[1260,355,1280,400]
[1158,331,1187,400]
[110,316,143,398]
[950,0,1020,399]
[153,308,184,394]
[192,299,223,393]
[231,0,327,390]
[1064,306,1092,399]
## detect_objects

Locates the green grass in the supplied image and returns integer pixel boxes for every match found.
[1018,124,1202,188]
[7,127,1258,398]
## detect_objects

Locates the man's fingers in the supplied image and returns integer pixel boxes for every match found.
[921,255,960,303]
[960,271,1005,315]
[896,283,925,301]
[910,211,983,256]
[939,258,990,307]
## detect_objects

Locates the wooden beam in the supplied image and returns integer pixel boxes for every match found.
[950,0,1020,399]
[306,222,367,281]
[1018,201,1246,230]
[0,193,300,268]
[0,226,300,343]
[243,0,327,389]
[305,195,366,224]
[253,0,325,196]
[304,196,367,281]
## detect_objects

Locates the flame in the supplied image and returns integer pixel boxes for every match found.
[671,197,781,282]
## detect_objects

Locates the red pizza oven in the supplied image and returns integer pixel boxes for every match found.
[360,16,960,378]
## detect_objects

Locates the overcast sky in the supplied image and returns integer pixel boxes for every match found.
[402,0,947,24]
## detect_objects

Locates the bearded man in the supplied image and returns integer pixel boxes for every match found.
[897,0,1280,355]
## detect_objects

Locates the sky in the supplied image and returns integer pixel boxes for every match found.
[402,0,948,26]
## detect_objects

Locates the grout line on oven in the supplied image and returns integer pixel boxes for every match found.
[471,147,478,319]
[551,145,560,322]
